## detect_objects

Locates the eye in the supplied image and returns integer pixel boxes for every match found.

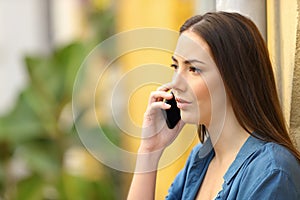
[189,66,202,74]
[170,64,178,70]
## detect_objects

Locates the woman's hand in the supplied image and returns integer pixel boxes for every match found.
[139,84,185,154]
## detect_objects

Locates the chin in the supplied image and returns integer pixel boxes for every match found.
[180,112,199,124]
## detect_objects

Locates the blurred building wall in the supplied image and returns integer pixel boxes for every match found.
[51,0,84,46]
[216,0,266,40]
[266,0,300,149]
[115,0,198,198]
[0,0,83,116]
[0,0,49,115]
[290,0,300,150]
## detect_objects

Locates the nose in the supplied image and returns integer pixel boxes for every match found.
[172,70,187,92]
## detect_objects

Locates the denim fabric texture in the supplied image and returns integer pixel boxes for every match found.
[166,136,300,200]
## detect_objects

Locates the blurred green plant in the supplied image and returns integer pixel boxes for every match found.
[0,42,118,200]
[0,2,122,200]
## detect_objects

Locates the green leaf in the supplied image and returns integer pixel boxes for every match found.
[15,175,44,200]
[61,173,116,200]
[17,140,61,177]
[53,42,88,101]
[0,89,45,144]
[25,56,58,105]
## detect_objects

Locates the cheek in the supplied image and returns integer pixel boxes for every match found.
[192,80,210,105]
[191,79,211,124]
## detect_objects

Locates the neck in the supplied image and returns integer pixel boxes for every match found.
[207,107,250,164]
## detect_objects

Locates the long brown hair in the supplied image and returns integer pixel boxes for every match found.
[181,12,300,161]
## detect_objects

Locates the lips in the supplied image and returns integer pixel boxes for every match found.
[175,97,191,109]
[175,97,190,103]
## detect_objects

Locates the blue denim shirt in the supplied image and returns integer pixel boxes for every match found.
[166,136,300,200]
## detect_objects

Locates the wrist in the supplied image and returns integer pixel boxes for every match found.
[135,149,164,173]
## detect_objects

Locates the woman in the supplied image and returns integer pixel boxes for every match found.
[127,12,300,199]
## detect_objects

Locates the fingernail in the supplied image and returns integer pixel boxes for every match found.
[165,103,171,108]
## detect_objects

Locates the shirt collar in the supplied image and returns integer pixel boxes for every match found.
[223,135,266,184]
[187,137,214,168]
[197,137,214,159]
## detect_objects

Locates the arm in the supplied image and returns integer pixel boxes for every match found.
[127,85,185,200]
[126,150,162,200]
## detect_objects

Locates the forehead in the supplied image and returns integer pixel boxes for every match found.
[174,31,213,63]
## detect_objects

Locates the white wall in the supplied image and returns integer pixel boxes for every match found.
[216,0,266,40]
[0,0,49,115]
[195,0,216,14]
[194,0,266,40]
[0,0,82,115]
[51,0,83,46]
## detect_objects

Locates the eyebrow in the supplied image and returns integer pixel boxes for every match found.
[171,56,205,65]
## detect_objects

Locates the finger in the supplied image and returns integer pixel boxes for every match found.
[157,82,174,92]
[148,91,173,104]
[143,101,170,123]
[149,101,171,110]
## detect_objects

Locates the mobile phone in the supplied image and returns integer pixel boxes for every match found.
[162,92,181,129]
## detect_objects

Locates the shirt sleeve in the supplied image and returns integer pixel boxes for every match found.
[244,169,299,200]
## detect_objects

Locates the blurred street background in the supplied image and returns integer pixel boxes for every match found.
[0,0,299,199]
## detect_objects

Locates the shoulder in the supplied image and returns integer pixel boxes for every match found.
[248,141,300,175]
[240,140,300,198]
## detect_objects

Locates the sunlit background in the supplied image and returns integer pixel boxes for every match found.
[1,0,300,199]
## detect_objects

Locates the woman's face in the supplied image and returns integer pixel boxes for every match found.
[171,30,226,127]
